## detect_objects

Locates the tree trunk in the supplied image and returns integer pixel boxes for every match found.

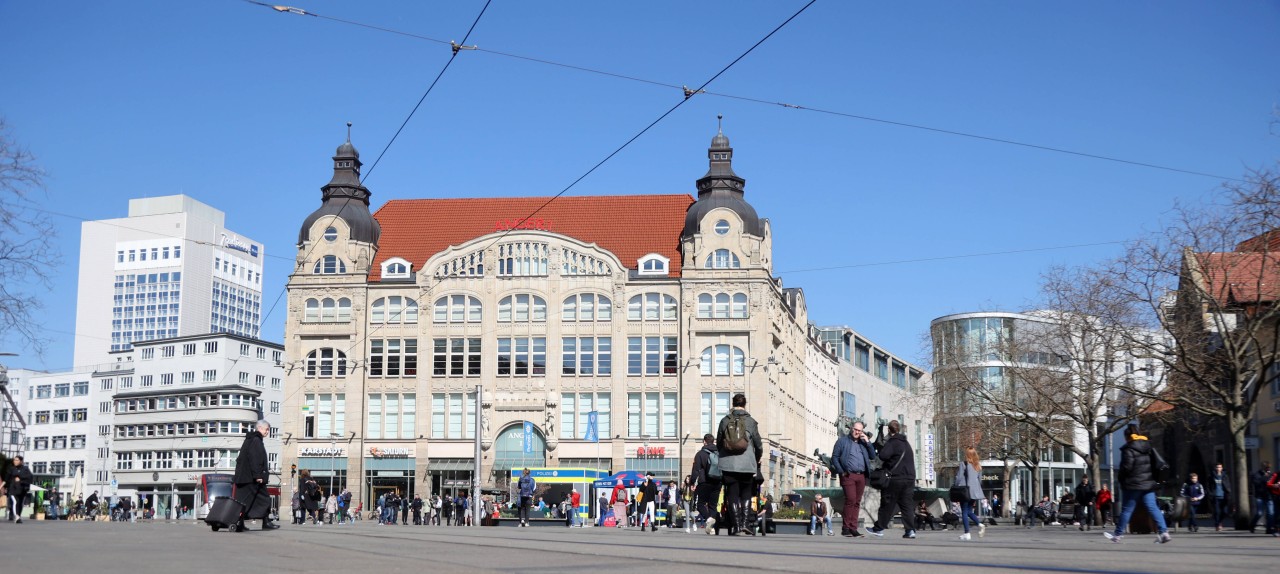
[1231,413,1252,529]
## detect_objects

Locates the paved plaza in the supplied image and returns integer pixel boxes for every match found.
[3,519,1279,573]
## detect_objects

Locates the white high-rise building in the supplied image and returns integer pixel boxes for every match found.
[74,195,265,367]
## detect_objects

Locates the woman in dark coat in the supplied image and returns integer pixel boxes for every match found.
[299,469,320,524]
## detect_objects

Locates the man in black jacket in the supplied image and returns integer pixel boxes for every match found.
[868,420,917,539]
[1075,477,1096,531]
[1104,426,1170,544]
[1250,461,1275,534]
[6,455,34,523]
[691,433,721,534]
[233,420,278,532]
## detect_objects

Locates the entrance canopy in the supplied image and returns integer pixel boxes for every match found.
[591,470,659,489]
[508,467,610,485]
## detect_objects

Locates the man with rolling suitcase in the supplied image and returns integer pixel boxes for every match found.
[232,420,278,532]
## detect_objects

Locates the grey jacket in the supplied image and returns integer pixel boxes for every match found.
[716,408,762,474]
[954,463,983,501]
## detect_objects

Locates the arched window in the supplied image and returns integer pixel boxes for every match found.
[704,249,741,269]
[700,345,745,376]
[303,298,352,323]
[731,293,748,318]
[387,262,407,275]
[313,255,347,274]
[714,293,730,318]
[562,293,612,322]
[433,295,483,323]
[305,298,320,322]
[696,294,713,318]
[498,294,547,323]
[628,293,677,321]
[305,348,348,378]
[371,296,419,324]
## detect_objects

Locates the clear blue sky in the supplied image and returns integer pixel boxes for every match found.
[3,0,1278,371]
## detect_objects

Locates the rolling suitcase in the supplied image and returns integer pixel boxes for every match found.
[206,496,245,532]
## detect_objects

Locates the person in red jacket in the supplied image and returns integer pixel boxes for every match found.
[566,490,582,527]
[610,483,629,528]
[1096,484,1113,527]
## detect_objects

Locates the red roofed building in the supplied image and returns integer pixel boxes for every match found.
[280,127,851,509]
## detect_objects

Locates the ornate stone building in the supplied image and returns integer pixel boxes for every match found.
[281,127,852,506]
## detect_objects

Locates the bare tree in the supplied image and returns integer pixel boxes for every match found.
[1101,165,1280,527]
[0,118,57,354]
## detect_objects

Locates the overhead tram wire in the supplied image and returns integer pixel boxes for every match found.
[244,1,1243,184]
[473,0,818,256]
[271,1,816,403]
[265,0,493,409]
[254,0,493,330]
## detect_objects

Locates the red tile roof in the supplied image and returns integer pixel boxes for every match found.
[370,195,695,281]
[1194,251,1280,304]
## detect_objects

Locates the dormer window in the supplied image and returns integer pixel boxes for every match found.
[381,257,412,279]
[637,253,669,276]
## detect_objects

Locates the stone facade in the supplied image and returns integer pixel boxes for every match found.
[281,128,892,507]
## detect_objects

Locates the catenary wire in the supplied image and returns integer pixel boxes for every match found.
[258,0,493,330]
[242,1,1244,183]
[274,1,818,409]
[471,0,817,256]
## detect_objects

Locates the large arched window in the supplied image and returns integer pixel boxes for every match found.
[433,294,483,323]
[371,296,419,324]
[304,297,352,322]
[498,294,547,323]
[704,249,741,269]
[627,293,677,321]
[305,348,349,378]
[314,255,347,274]
[562,293,612,322]
[700,345,746,376]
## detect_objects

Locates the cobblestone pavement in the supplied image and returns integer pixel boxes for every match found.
[3,518,1279,573]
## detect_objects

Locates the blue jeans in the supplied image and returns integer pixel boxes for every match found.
[1210,496,1229,528]
[962,500,981,533]
[1113,489,1167,536]
[1252,496,1274,532]
[810,515,831,534]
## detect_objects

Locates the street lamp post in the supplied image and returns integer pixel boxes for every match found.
[328,433,340,502]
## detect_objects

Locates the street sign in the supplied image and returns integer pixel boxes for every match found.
[1245,436,1260,449]
[110,478,118,495]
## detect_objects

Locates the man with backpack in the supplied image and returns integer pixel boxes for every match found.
[610,481,629,528]
[716,393,763,536]
[517,468,536,527]
[692,433,721,534]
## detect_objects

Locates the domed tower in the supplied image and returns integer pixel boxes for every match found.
[681,117,771,272]
[296,124,381,274]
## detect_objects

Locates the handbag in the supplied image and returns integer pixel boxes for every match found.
[949,465,971,502]
[869,451,904,490]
